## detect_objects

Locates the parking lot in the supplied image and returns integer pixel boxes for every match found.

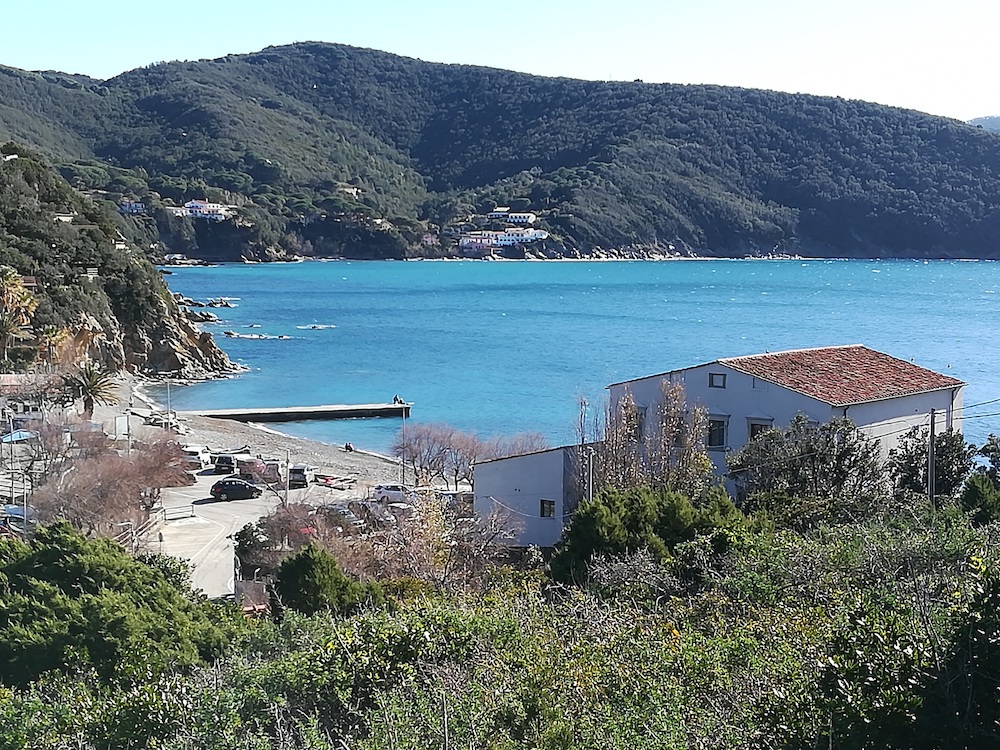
[155,468,375,597]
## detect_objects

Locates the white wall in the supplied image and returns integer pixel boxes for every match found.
[608,364,963,473]
[609,364,834,473]
[473,447,575,547]
[846,387,962,459]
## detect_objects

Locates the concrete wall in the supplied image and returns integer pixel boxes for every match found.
[473,446,577,547]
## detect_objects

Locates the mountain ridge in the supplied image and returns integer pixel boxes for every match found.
[2,42,1000,260]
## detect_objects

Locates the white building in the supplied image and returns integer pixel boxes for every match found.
[507,212,537,224]
[608,345,964,472]
[118,200,146,215]
[461,228,549,248]
[487,206,511,219]
[473,445,583,548]
[184,200,232,221]
[477,345,964,548]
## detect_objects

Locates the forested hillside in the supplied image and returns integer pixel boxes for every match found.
[3,43,1000,258]
[0,144,233,375]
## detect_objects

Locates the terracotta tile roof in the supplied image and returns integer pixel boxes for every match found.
[720,345,963,406]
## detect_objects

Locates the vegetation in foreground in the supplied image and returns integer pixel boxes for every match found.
[5,404,1000,749]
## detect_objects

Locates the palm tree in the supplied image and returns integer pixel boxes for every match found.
[0,266,38,367]
[0,309,32,363]
[65,362,119,420]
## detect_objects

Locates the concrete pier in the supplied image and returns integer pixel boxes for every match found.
[180,402,411,423]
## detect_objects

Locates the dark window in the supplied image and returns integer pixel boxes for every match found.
[748,421,773,440]
[708,419,727,449]
[709,373,727,388]
[540,498,556,518]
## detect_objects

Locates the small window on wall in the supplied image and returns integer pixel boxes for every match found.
[748,420,773,441]
[707,418,727,450]
[709,372,727,389]
[540,498,556,518]
[752,377,768,391]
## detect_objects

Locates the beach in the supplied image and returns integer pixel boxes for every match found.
[99,376,403,495]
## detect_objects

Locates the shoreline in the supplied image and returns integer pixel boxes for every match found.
[107,375,402,494]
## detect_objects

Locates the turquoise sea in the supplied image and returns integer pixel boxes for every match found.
[156,259,1000,454]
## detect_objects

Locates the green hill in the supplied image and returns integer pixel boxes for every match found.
[3,42,1000,259]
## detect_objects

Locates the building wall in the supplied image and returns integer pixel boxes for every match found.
[845,387,963,459]
[608,364,963,473]
[609,364,835,473]
[473,447,577,547]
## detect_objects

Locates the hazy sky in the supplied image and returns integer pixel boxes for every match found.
[5,0,997,121]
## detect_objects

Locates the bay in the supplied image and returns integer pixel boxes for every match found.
[156,259,1000,454]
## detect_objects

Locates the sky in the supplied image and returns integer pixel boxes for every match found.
[5,0,999,121]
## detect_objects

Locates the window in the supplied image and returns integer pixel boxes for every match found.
[752,377,768,391]
[709,372,727,389]
[540,498,556,518]
[748,420,773,440]
[707,418,727,450]
[635,406,647,442]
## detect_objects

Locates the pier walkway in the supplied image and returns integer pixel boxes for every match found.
[179,402,410,423]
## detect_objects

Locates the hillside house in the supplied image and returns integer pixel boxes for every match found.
[118,200,146,215]
[476,345,964,547]
[184,200,233,221]
[607,345,964,472]
[507,212,537,224]
[487,206,510,219]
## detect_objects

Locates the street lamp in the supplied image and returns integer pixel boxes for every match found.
[400,405,406,485]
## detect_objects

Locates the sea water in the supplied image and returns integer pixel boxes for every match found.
[156,259,1000,453]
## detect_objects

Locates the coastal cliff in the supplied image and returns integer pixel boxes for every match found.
[0,147,237,378]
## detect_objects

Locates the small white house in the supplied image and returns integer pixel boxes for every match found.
[473,445,583,547]
[608,345,964,472]
[487,206,511,219]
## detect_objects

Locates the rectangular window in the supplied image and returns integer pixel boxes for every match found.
[540,498,556,518]
[709,372,727,389]
[707,419,727,450]
[748,420,773,440]
[635,406,647,442]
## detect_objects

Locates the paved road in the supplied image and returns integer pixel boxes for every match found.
[153,471,364,598]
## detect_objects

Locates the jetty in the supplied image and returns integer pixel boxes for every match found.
[178,402,411,423]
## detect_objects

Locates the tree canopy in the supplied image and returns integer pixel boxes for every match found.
[3,44,1000,260]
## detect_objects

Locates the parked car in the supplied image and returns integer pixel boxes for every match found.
[321,503,366,531]
[288,463,317,488]
[210,478,262,501]
[237,456,266,481]
[182,444,213,470]
[214,452,250,475]
[371,484,414,503]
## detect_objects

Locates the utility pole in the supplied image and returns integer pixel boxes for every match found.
[928,408,936,508]
[283,448,290,508]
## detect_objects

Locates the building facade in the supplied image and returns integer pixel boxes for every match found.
[473,445,583,547]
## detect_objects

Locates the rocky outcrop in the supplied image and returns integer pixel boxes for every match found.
[73,297,240,380]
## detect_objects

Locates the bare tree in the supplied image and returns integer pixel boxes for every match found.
[443,431,482,489]
[580,381,715,501]
[31,437,192,536]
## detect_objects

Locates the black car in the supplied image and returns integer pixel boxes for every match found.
[210,478,262,501]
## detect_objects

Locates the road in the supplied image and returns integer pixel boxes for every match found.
[153,470,365,598]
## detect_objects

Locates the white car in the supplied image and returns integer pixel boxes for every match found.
[371,484,414,503]
[182,444,213,469]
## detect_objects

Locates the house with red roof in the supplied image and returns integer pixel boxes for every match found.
[475,345,964,547]
[607,345,964,471]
